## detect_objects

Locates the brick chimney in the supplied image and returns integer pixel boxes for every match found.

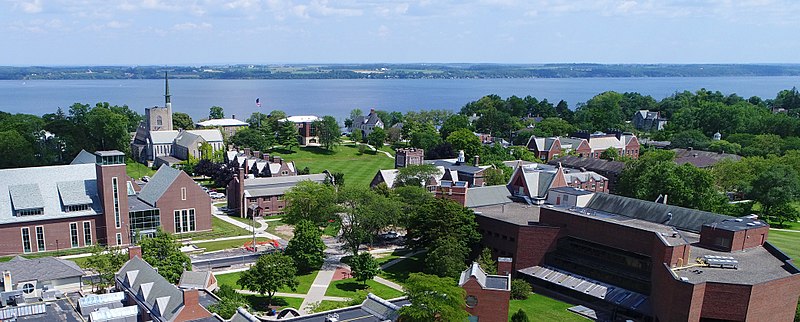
[497,257,513,276]
[128,246,142,260]
[244,148,251,156]
[263,153,270,161]
[253,151,261,159]
[473,155,480,167]
[273,156,282,164]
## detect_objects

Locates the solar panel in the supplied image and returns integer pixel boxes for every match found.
[704,255,739,269]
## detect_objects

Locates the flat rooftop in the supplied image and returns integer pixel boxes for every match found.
[472,203,541,226]
[553,206,691,247]
[673,244,796,285]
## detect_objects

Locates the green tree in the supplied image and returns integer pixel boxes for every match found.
[338,186,401,255]
[208,285,248,319]
[173,112,194,130]
[316,115,341,150]
[349,252,380,285]
[670,129,711,150]
[511,279,532,300]
[284,220,325,273]
[476,247,497,274]
[367,127,386,149]
[600,147,620,161]
[440,114,471,140]
[707,140,742,155]
[483,165,511,186]
[230,127,271,151]
[350,128,363,143]
[394,164,440,188]
[574,91,625,132]
[511,309,530,322]
[209,106,225,119]
[446,129,482,160]
[345,108,364,128]
[85,246,128,292]
[238,253,298,306]
[0,130,34,168]
[139,230,192,284]
[425,237,468,278]
[770,202,800,227]
[409,123,442,151]
[246,112,269,129]
[86,107,130,153]
[284,181,339,226]
[531,117,576,137]
[398,273,468,322]
[407,198,480,252]
[279,121,300,151]
[749,164,800,223]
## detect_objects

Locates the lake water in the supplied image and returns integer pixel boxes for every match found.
[1,77,799,121]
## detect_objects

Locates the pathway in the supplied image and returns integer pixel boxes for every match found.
[770,228,800,233]
[236,289,349,302]
[379,250,425,270]
[212,206,283,241]
[298,237,347,313]
[363,143,394,159]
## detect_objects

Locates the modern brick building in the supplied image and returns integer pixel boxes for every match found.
[527,131,640,162]
[0,150,211,256]
[280,115,320,146]
[459,262,511,322]
[473,193,800,321]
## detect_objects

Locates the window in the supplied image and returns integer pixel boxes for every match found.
[112,177,121,229]
[276,195,283,201]
[156,115,163,126]
[189,209,196,231]
[83,221,92,246]
[281,171,289,176]
[174,210,181,232]
[21,283,34,294]
[181,187,187,201]
[35,226,45,252]
[174,208,196,233]
[16,208,43,216]
[116,233,122,245]
[466,296,478,308]
[65,204,91,212]
[21,228,31,253]
[70,223,79,248]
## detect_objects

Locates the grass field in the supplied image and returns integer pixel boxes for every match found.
[180,217,251,241]
[269,144,393,187]
[243,294,304,311]
[508,293,587,322]
[228,215,258,228]
[126,159,156,179]
[768,230,800,259]
[194,237,271,252]
[215,270,319,295]
[374,249,412,266]
[325,278,404,299]
[265,218,292,239]
[379,252,425,285]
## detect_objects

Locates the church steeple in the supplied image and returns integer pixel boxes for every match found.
[164,72,171,107]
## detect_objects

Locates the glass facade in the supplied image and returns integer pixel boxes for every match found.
[70,223,79,248]
[112,177,121,229]
[129,209,161,241]
[21,228,31,253]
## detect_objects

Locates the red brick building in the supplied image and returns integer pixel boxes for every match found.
[526,131,640,162]
[473,193,800,321]
[281,115,320,146]
[0,150,212,256]
[459,262,511,322]
[507,163,608,204]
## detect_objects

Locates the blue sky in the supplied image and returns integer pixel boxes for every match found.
[2,0,799,65]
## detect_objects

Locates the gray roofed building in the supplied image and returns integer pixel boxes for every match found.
[464,185,512,208]
[138,165,182,207]
[632,110,667,131]
[178,271,217,292]
[243,173,328,198]
[57,180,95,206]
[265,294,407,322]
[149,131,180,145]
[350,109,384,139]
[672,148,742,168]
[0,256,84,285]
[459,262,511,291]
[583,193,730,233]
[71,149,98,165]
[9,184,45,210]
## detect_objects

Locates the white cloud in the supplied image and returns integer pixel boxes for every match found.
[106,20,130,29]
[173,22,213,31]
[377,25,390,37]
[17,0,43,13]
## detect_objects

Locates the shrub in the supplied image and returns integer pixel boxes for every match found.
[511,279,532,300]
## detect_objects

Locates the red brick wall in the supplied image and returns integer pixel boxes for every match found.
[0,217,98,256]
[746,275,800,321]
[155,172,212,233]
[96,163,131,246]
[246,195,288,216]
[435,186,467,206]
[515,225,560,272]
[651,264,706,322]
[700,283,751,321]
[462,279,510,322]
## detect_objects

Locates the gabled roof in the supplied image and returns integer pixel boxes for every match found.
[138,165,182,206]
[71,149,97,165]
[179,271,212,290]
[0,256,84,284]
[281,115,320,123]
[195,119,249,127]
[353,112,382,127]
[458,262,510,291]
[587,136,624,151]
[174,132,203,148]
[149,131,180,145]
[672,148,742,168]
[584,193,730,233]
[116,256,184,321]
[464,185,512,208]
[563,170,607,184]
[244,173,329,197]
[548,156,626,175]
[0,163,101,224]
[186,129,224,143]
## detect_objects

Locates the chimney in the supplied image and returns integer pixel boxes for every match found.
[370,108,375,114]
[273,156,282,164]
[3,271,11,292]
[253,151,261,159]
[473,155,480,167]
[244,148,251,156]
[232,114,236,120]
[183,289,200,306]
[128,246,142,260]
[263,153,270,161]
[497,257,513,276]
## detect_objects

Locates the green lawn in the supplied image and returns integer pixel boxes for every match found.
[379,252,425,285]
[325,278,404,299]
[194,237,271,252]
[374,249,412,266]
[228,215,258,228]
[242,294,304,311]
[126,159,156,179]
[180,217,251,241]
[508,293,587,322]
[768,230,800,260]
[0,246,95,262]
[215,270,319,295]
[269,145,393,187]
[321,221,340,238]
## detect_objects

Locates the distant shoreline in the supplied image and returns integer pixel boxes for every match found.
[3,63,800,80]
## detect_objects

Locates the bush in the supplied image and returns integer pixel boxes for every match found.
[511,279,532,300]
[357,144,367,155]
[511,309,530,322]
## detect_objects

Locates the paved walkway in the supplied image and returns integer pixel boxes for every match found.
[236,289,349,302]
[373,276,403,291]
[770,228,800,233]
[363,143,393,159]
[212,207,283,241]
[298,237,347,313]
[379,250,425,270]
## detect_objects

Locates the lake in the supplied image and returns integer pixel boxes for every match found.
[1,77,799,121]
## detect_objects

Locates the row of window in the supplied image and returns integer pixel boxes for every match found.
[478,228,516,242]
[16,208,43,216]
[174,209,197,233]
[65,204,91,212]
[21,221,92,253]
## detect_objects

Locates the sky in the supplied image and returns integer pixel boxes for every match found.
[2,0,800,65]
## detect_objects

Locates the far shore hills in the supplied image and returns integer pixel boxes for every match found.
[3,63,800,80]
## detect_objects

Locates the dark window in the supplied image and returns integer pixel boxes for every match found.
[21,228,31,253]
[70,223,79,248]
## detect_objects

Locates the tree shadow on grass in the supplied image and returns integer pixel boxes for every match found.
[381,254,425,284]
[243,294,291,311]
[299,146,337,156]
[332,281,370,293]
[270,148,298,154]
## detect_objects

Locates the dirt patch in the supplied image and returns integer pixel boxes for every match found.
[332,267,352,281]
[273,224,295,239]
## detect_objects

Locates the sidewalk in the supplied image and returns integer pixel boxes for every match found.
[298,237,347,313]
[212,210,283,241]
[236,289,349,302]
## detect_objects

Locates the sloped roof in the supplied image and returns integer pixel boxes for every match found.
[196,119,249,127]
[673,148,742,168]
[0,163,101,224]
[116,256,184,321]
[71,149,97,165]
[588,136,624,151]
[179,271,212,290]
[458,262,510,291]
[563,171,607,184]
[149,131,180,145]
[0,256,84,284]
[548,156,626,175]
[138,165,182,206]
[174,131,203,148]
[187,129,223,143]
[281,115,320,123]
[584,193,730,233]
[244,173,328,197]
[353,112,382,126]
[465,185,512,208]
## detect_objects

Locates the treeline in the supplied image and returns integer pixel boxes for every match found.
[4,64,800,80]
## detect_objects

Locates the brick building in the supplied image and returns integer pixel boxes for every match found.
[547,156,625,192]
[526,131,640,162]
[394,148,424,168]
[226,148,297,178]
[507,163,608,204]
[459,262,511,322]
[0,150,211,256]
[473,193,800,321]
[281,116,320,146]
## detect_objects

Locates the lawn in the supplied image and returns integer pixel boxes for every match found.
[215,270,319,295]
[268,145,393,187]
[265,219,292,239]
[228,215,258,228]
[321,221,340,238]
[179,217,251,241]
[194,237,271,252]
[242,294,304,312]
[374,249,412,266]
[325,278,404,299]
[379,252,425,285]
[0,246,94,262]
[768,230,800,260]
[126,159,156,179]
[508,293,587,322]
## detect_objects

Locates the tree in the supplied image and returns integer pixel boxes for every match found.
[350,128,363,143]
[246,112,269,129]
[316,116,341,150]
[574,91,625,132]
[398,273,468,322]
[209,106,225,119]
[409,123,442,151]
[446,129,482,160]
[749,164,800,223]
[511,309,530,322]
[424,237,468,278]
[407,198,480,252]
[238,253,298,306]
[476,247,497,274]
[531,117,576,137]
[345,108,364,128]
[284,220,325,273]
[338,186,401,255]
[394,164,440,188]
[208,285,248,319]
[440,114,471,140]
[770,202,800,228]
[386,127,402,144]
[707,140,741,155]
[511,279,532,300]
[600,147,620,161]
[173,112,194,130]
[86,107,129,153]
[139,230,192,284]
[482,165,510,186]
[84,246,128,292]
[279,121,300,151]
[670,130,711,150]
[284,181,339,226]
[349,252,380,285]
[0,130,34,169]
[230,127,271,151]
[367,127,386,149]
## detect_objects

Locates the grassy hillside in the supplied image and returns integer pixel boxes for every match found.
[269,144,394,187]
